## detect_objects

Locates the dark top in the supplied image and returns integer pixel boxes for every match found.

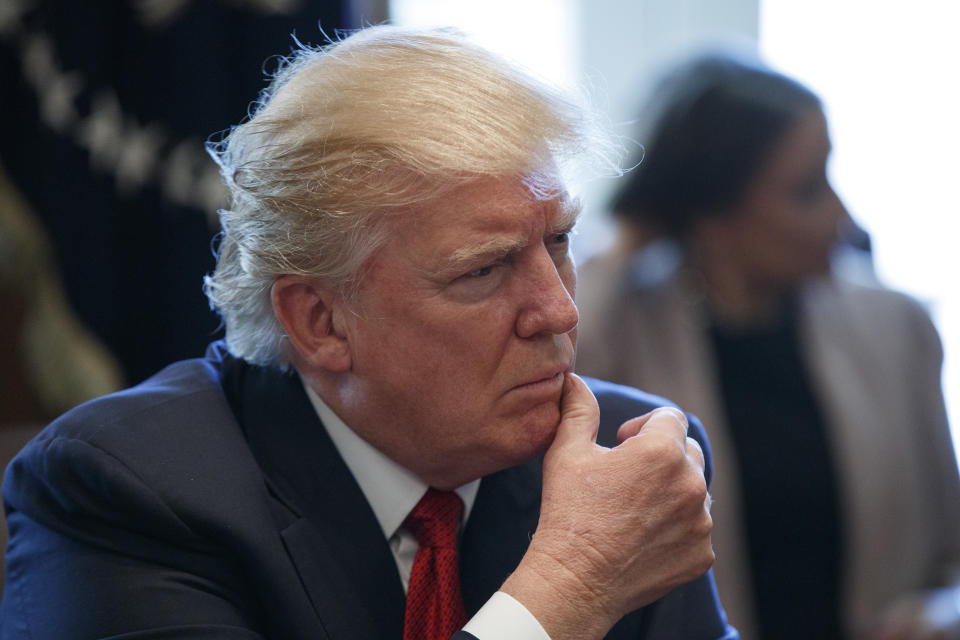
[710,299,846,640]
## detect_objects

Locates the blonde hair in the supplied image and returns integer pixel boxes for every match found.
[205,24,614,367]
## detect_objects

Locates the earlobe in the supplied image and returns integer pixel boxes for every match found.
[271,275,352,372]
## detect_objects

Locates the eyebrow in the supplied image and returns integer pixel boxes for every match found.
[447,236,525,267]
[555,196,583,233]
[441,197,583,273]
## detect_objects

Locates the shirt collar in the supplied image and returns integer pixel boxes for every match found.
[300,375,480,539]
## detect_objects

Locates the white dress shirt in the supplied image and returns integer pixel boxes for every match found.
[301,377,550,640]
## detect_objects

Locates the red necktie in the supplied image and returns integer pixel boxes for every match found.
[403,488,468,640]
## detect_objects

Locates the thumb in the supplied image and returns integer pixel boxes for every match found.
[549,373,600,451]
[616,411,655,444]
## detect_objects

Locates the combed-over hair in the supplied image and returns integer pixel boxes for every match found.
[204,25,612,368]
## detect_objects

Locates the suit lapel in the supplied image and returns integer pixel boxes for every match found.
[222,355,406,640]
[459,458,543,616]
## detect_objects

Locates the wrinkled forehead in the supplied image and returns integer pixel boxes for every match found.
[371,173,577,261]
[419,172,577,231]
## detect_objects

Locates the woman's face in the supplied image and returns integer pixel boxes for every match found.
[715,107,847,290]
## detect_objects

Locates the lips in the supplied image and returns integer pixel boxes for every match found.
[511,365,570,392]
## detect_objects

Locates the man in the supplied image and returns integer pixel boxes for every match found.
[0,26,737,639]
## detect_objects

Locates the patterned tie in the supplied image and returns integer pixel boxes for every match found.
[403,488,468,640]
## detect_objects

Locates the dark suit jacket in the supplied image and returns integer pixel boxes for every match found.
[0,342,737,639]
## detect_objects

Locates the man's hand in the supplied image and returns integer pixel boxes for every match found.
[501,373,715,640]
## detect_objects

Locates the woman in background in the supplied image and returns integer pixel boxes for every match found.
[575,53,960,640]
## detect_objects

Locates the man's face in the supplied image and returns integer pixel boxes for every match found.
[335,176,580,488]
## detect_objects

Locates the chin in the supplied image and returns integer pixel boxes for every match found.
[519,403,563,454]
[463,401,563,476]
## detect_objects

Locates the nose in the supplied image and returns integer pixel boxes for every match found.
[831,184,849,221]
[515,248,579,339]
[829,185,852,240]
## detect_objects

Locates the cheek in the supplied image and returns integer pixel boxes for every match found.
[786,209,839,260]
[380,310,514,392]
[747,205,822,256]
[732,218,802,279]
[767,223,834,278]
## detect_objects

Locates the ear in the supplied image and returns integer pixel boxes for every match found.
[271,275,352,372]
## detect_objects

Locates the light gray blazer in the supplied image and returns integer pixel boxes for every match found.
[575,247,960,639]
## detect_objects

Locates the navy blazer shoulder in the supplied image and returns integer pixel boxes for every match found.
[588,377,713,485]
[1,343,735,639]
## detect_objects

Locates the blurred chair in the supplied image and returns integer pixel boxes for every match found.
[1,164,124,594]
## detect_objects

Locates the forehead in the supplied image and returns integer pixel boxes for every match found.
[435,176,573,226]
[399,176,578,257]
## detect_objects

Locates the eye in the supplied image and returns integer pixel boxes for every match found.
[548,231,573,260]
[448,259,509,300]
[465,265,495,278]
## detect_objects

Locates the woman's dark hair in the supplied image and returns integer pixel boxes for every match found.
[611,53,821,237]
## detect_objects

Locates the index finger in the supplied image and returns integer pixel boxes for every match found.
[629,406,688,445]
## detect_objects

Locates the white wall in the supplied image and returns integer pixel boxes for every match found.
[760,1,960,451]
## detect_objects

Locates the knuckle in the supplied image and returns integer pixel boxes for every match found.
[680,473,708,504]
[642,433,682,461]
[685,436,704,457]
[681,546,716,583]
[697,547,716,574]
[654,406,687,427]
[693,510,713,539]
[641,432,679,468]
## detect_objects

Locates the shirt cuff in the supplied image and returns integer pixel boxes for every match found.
[462,591,551,640]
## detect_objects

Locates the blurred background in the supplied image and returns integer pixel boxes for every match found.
[1,0,957,454]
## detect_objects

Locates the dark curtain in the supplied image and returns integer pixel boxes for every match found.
[0,1,350,385]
